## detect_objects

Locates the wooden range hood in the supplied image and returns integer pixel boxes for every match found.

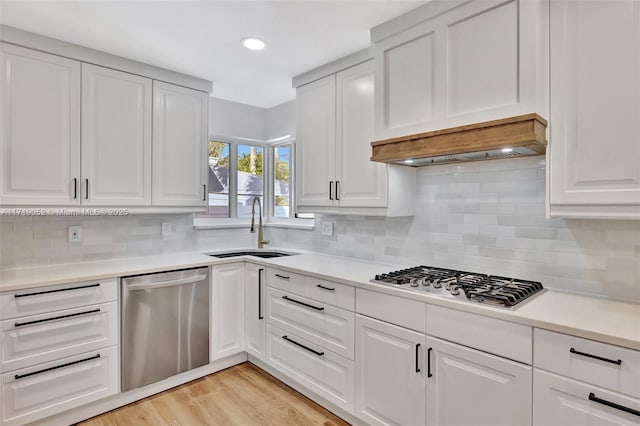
[371,114,547,166]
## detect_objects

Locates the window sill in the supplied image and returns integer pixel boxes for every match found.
[193,219,314,231]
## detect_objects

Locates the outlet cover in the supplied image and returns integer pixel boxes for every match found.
[68,226,82,243]
[161,222,171,237]
[321,221,334,236]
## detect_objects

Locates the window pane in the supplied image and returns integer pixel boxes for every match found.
[207,141,230,217]
[274,145,291,218]
[237,144,264,218]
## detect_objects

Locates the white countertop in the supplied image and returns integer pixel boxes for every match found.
[2,250,639,351]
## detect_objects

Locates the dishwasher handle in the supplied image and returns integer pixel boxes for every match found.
[126,274,208,291]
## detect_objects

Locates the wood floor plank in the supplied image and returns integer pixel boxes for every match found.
[78,362,349,426]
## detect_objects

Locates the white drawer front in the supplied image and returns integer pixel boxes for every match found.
[266,324,354,414]
[266,267,305,295]
[1,346,119,426]
[356,288,427,333]
[0,279,118,320]
[427,305,532,364]
[266,287,354,359]
[534,369,640,426]
[303,276,355,311]
[534,329,640,399]
[1,302,118,373]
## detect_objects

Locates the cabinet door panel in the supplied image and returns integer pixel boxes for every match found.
[82,64,151,205]
[0,44,80,205]
[427,336,532,426]
[152,81,208,206]
[211,264,244,360]
[244,264,265,360]
[355,314,425,426]
[550,0,640,206]
[296,75,336,207]
[336,60,386,207]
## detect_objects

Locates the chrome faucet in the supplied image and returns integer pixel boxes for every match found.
[250,197,269,249]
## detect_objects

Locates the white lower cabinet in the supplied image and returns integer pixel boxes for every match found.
[210,263,245,361]
[533,369,640,426]
[426,336,532,426]
[266,323,355,413]
[1,346,119,426]
[244,263,265,360]
[355,314,426,426]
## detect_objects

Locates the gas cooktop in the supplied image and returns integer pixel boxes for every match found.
[371,266,544,309]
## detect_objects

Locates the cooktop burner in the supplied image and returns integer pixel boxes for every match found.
[371,266,544,308]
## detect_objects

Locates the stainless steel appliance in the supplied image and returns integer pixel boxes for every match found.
[121,267,209,391]
[371,266,544,308]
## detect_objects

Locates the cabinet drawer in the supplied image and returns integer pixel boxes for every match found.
[1,302,118,373]
[427,305,532,364]
[266,287,354,359]
[266,324,354,414]
[266,267,305,295]
[1,346,119,426]
[303,276,354,311]
[0,279,117,320]
[534,329,640,398]
[533,369,640,426]
[356,288,426,333]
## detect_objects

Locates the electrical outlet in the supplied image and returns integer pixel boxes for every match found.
[68,226,82,243]
[161,222,171,237]
[321,221,334,236]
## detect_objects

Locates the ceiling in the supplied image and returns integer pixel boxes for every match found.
[0,1,425,108]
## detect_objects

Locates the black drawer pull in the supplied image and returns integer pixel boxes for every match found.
[15,308,101,328]
[15,283,100,298]
[282,295,324,311]
[15,354,101,381]
[427,347,433,378]
[73,178,78,199]
[258,268,264,320]
[275,273,290,280]
[282,335,324,357]
[570,348,622,365]
[316,284,335,291]
[589,393,640,417]
[415,343,421,373]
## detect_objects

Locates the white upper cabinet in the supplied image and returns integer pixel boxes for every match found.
[296,74,336,207]
[295,59,415,216]
[152,81,208,207]
[373,0,548,140]
[0,43,81,205]
[82,64,152,205]
[549,0,640,218]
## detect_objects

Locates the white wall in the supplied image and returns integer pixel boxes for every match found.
[266,100,296,141]
[209,97,266,141]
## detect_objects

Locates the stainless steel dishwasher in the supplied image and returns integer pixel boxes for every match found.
[121,267,209,391]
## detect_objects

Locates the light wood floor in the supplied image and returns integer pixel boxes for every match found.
[78,362,350,426]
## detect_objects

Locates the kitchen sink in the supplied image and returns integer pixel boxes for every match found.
[207,250,297,259]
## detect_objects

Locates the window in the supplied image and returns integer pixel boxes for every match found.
[198,138,311,225]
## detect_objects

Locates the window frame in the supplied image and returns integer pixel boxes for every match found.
[195,135,313,229]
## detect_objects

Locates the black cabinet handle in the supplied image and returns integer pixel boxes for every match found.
[336,181,340,200]
[570,348,622,365]
[15,308,100,328]
[274,273,290,280]
[15,354,101,381]
[329,181,334,200]
[589,393,640,417]
[282,295,324,311]
[84,179,89,199]
[282,335,324,357]
[15,283,100,298]
[415,343,421,373]
[202,184,207,201]
[73,178,77,199]
[316,284,335,291]
[258,268,264,320]
[427,347,433,378]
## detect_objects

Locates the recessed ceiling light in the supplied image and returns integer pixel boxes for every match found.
[404,159,414,164]
[501,148,514,153]
[241,37,266,51]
